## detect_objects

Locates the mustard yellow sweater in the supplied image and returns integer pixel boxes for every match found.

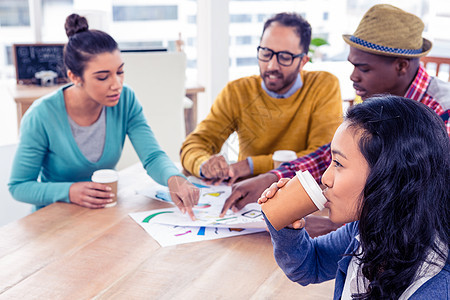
[181,70,343,177]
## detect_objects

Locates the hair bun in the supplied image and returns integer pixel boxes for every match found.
[65,13,89,37]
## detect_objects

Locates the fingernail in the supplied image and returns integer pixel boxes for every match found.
[110,193,115,198]
[106,186,112,191]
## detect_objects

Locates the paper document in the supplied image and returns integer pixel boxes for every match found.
[136,182,265,228]
[129,213,265,247]
[131,178,267,246]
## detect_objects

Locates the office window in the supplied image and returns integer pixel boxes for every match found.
[119,41,164,51]
[235,36,252,45]
[187,59,197,68]
[41,0,73,42]
[0,0,30,26]
[314,33,329,41]
[236,57,257,66]
[187,15,196,24]
[113,5,178,22]
[5,46,13,65]
[187,37,196,47]
[230,14,252,23]
[257,14,271,22]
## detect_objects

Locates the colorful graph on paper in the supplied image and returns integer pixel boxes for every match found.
[130,179,266,246]
[135,181,265,228]
[128,220,265,247]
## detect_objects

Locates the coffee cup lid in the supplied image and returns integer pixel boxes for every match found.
[272,150,297,162]
[91,169,119,183]
[296,171,327,210]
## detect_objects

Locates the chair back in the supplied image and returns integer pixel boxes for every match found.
[0,143,31,226]
[421,56,450,82]
[116,51,187,170]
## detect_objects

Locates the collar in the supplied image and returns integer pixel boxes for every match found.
[261,73,302,98]
[404,65,432,101]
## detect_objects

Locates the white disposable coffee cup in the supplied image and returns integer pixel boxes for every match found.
[91,169,119,208]
[261,170,327,230]
[272,150,297,169]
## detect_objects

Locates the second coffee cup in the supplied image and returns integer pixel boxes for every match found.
[272,150,297,169]
[261,170,327,230]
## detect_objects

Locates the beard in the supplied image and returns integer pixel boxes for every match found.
[261,61,301,94]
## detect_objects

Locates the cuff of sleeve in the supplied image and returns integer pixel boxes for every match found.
[170,174,188,181]
[269,169,283,180]
[192,156,209,178]
[263,211,306,236]
[199,161,206,178]
[246,157,254,175]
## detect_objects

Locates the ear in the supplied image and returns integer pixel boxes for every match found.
[67,70,82,85]
[299,54,310,69]
[395,58,410,76]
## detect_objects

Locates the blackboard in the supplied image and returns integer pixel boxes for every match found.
[13,43,68,84]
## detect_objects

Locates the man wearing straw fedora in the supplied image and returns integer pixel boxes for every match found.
[222,4,450,234]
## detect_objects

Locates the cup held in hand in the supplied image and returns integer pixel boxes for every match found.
[261,170,326,230]
[91,169,119,208]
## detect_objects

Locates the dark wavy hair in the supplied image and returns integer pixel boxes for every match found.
[345,95,449,299]
[262,12,311,54]
[63,13,118,77]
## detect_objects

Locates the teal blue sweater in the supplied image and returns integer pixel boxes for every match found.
[9,84,182,210]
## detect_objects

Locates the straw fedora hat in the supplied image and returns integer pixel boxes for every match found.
[343,4,432,58]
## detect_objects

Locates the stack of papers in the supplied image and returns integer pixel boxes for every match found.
[129,181,267,247]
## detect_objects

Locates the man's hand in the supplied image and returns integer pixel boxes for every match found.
[220,172,278,217]
[69,181,115,208]
[168,176,200,220]
[227,160,252,184]
[201,156,252,186]
[200,155,231,184]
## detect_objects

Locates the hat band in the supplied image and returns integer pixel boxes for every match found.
[350,36,423,55]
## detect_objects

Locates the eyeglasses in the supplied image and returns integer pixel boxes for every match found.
[257,46,305,67]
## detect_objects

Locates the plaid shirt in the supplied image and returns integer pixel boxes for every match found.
[271,65,450,183]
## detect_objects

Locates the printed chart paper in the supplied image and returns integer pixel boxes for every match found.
[131,179,267,246]
[135,184,266,228]
[129,213,265,247]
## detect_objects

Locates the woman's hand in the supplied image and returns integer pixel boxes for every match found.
[168,176,200,220]
[69,181,115,208]
[257,177,290,204]
[287,218,306,229]
[257,178,305,230]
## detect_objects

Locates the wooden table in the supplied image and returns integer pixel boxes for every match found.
[8,83,204,134]
[0,164,335,299]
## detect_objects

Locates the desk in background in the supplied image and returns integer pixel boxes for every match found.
[0,163,334,299]
[184,85,205,135]
[8,83,204,134]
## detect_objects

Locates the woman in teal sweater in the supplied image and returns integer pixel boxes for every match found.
[9,14,199,219]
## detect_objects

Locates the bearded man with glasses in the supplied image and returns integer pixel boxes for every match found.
[181,12,342,187]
